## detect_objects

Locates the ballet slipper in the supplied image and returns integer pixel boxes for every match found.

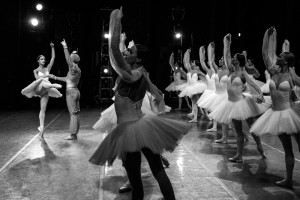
[214,139,227,144]
[229,155,243,163]
[188,119,197,123]
[275,179,293,189]
[207,127,217,132]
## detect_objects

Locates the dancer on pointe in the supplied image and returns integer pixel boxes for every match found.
[89,8,190,200]
[209,33,270,163]
[250,27,300,189]
[165,52,191,110]
[21,42,62,138]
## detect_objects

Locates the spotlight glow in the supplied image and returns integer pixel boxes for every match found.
[36,4,43,11]
[175,33,182,39]
[30,18,39,26]
[103,68,109,74]
[104,33,110,39]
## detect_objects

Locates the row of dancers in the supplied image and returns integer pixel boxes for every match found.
[20,6,300,199]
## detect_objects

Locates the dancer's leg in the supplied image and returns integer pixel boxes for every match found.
[215,123,228,143]
[38,94,49,138]
[229,119,244,163]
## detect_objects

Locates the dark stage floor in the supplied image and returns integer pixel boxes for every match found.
[0,104,299,200]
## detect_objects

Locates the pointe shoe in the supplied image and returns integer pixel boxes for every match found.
[119,181,132,193]
[187,113,194,119]
[214,139,227,144]
[64,134,77,140]
[257,146,267,159]
[38,126,44,138]
[174,107,181,111]
[207,127,217,132]
[229,155,243,163]
[161,155,170,168]
[275,179,293,189]
[188,119,197,123]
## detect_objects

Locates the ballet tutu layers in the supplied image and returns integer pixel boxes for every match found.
[197,91,227,112]
[176,81,207,98]
[89,115,190,166]
[21,78,62,98]
[208,93,271,124]
[165,80,186,92]
[250,102,300,135]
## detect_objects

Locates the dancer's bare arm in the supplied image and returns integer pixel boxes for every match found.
[47,42,55,72]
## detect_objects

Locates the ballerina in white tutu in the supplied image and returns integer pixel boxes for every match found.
[250,27,300,189]
[176,49,207,123]
[21,42,62,138]
[89,8,190,199]
[165,52,191,110]
[209,33,269,163]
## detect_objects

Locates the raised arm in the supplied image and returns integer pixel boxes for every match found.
[46,42,55,72]
[169,52,176,71]
[183,49,192,72]
[223,33,232,69]
[268,27,277,67]
[208,42,217,73]
[282,39,290,53]
[119,32,127,53]
[61,39,73,70]
[262,27,277,70]
[108,8,142,83]
[199,46,209,72]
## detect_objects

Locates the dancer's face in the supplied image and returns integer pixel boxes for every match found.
[276,54,287,67]
[38,56,46,66]
[123,45,137,65]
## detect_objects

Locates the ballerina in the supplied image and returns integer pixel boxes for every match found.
[209,33,270,163]
[21,42,62,138]
[250,27,300,188]
[89,8,190,199]
[165,52,191,110]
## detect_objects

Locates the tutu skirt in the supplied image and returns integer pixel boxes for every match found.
[165,80,186,92]
[208,94,271,124]
[197,91,227,112]
[21,78,62,98]
[177,81,207,98]
[89,115,190,166]
[250,103,300,135]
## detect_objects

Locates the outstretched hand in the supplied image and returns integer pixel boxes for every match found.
[267,26,275,36]
[50,42,54,47]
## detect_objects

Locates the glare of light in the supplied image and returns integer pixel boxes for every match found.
[30,18,39,26]
[238,33,241,37]
[103,68,109,74]
[175,33,182,39]
[104,33,110,39]
[36,4,43,11]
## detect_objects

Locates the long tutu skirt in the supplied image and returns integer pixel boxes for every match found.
[21,78,62,98]
[89,115,190,166]
[250,103,300,135]
[208,94,271,124]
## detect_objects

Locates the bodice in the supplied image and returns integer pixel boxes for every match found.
[206,73,216,90]
[214,74,228,94]
[227,76,245,102]
[38,70,49,81]
[269,80,292,111]
[187,72,199,85]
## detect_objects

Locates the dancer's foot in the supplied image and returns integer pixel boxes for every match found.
[207,127,217,132]
[187,113,194,119]
[64,134,77,140]
[214,138,227,144]
[161,155,170,168]
[275,179,293,189]
[188,119,197,123]
[229,155,243,163]
[119,181,132,193]
[257,145,267,159]
[174,107,181,111]
[38,126,44,139]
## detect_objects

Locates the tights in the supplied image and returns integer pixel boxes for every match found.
[122,148,175,200]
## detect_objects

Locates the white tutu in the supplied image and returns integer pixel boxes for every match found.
[165,80,186,92]
[250,104,300,135]
[197,91,228,112]
[21,78,62,98]
[208,94,271,124]
[89,115,190,166]
[93,92,171,132]
[177,81,207,98]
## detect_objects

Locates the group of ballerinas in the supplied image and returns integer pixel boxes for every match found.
[164,27,300,189]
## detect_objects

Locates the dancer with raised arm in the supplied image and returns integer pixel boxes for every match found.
[250,27,300,188]
[49,39,81,140]
[21,42,62,138]
[89,8,190,199]
[209,33,269,162]
[165,52,191,110]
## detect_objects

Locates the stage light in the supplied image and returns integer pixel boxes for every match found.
[238,33,241,37]
[103,68,109,74]
[36,4,43,11]
[104,33,110,39]
[30,18,39,26]
[175,33,182,39]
